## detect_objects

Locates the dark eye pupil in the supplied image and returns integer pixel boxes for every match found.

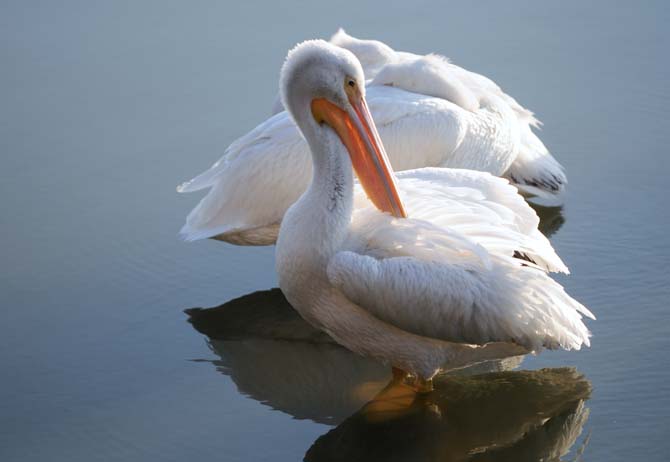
[348,80,355,87]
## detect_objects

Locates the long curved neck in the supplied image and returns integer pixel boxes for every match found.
[300,123,354,253]
[277,102,354,262]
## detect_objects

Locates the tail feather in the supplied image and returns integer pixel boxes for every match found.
[177,159,226,193]
[506,126,566,204]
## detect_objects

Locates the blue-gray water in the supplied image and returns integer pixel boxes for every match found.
[1,1,669,461]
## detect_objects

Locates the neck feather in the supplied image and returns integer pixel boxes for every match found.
[295,120,354,253]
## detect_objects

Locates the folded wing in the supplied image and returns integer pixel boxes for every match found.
[329,168,592,351]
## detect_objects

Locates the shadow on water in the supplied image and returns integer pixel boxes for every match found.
[528,203,565,238]
[186,289,592,461]
[187,289,390,424]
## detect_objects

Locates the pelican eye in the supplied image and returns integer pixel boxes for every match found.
[344,77,359,99]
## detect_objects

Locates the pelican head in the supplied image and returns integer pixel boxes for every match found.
[280,40,365,121]
[279,40,406,218]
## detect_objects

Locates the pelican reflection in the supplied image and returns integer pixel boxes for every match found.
[530,203,565,238]
[306,368,590,461]
[186,289,591,460]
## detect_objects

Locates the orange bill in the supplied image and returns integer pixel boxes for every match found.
[311,95,407,218]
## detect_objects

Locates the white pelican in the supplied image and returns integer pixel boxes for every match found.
[274,40,593,388]
[178,31,565,245]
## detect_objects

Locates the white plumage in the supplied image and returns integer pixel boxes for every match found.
[334,169,590,352]
[178,30,566,245]
[273,40,592,380]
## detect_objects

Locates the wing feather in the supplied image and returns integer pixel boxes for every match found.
[327,251,593,352]
[352,168,568,273]
[331,168,591,350]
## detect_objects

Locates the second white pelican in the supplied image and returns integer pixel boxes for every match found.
[275,40,593,387]
[178,31,565,245]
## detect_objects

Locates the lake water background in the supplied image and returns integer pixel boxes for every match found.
[1,1,669,460]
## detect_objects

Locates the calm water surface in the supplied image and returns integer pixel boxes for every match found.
[1,1,669,461]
